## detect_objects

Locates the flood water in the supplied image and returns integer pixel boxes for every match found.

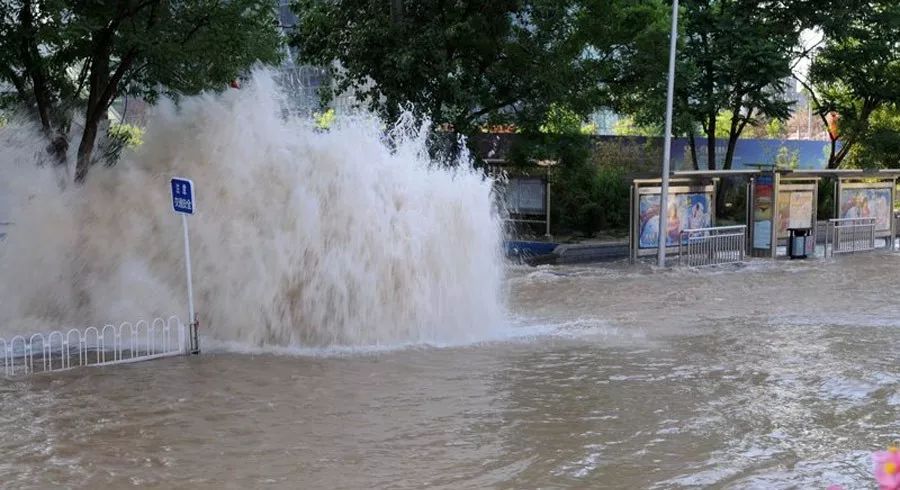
[2,254,899,489]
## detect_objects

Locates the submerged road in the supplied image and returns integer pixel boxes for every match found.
[1,254,898,488]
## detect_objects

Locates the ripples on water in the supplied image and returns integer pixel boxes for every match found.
[1,255,899,488]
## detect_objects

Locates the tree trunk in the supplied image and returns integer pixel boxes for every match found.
[75,54,109,184]
[723,130,739,171]
[688,132,699,170]
[829,140,853,169]
[48,133,69,165]
[18,0,68,166]
[706,114,717,170]
[827,136,839,169]
[74,109,103,183]
[715,133,741,220]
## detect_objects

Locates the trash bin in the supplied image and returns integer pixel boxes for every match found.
[787,227,810,259]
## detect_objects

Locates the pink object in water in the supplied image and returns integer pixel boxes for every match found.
[874,447,900,490]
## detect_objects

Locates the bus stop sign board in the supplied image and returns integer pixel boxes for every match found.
[171,178,195,215]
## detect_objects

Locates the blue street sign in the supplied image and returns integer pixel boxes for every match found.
[171,177,195,215]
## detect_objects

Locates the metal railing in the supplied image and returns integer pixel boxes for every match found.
[0,316,187,377]
[827,217,876,256]
[678,225,747,267]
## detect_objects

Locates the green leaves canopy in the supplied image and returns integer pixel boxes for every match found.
[0,0,282,181]
[628,0,805,170]
[291,0,668,136]
[808,0,900,168]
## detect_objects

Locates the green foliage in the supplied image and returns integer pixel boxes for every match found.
[552,161,630,235]
[612,116,661,137]
[774,146,799,169]
[807,0,900,168]
[845,105,900,168]
[540,104,597,135]
[715,112,733,139]
[101,122,144,164]
[508,133,629,235]
[765,119,786,139]
[627,0,803,170]
[0,0,282,180]
[540,105,583,135]
[108,123,143,149]
[291,0,668,136]
[314,108,336,131]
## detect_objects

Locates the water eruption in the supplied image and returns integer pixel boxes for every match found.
[0,71,506,348]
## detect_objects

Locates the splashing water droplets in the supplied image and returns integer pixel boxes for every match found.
[0,71,506,349]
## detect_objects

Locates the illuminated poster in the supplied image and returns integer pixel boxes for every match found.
[752,175,774,249]
[839,187,892,233]
[638,192,712,249]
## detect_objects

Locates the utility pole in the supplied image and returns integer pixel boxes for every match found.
[657,0,679,267]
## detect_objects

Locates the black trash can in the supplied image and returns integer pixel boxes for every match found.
[787,227,811,259]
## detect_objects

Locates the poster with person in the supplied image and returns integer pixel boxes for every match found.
[839,187,892,233]
[638,192,711,249]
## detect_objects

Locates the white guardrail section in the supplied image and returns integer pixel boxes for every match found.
[0,316,187,377]
[678,225,747,267]
[827,217,876,256]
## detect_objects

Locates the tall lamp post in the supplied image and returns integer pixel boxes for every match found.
[657,0,680,267]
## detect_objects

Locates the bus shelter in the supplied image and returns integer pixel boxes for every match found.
[748,170,820,258]
[830,171,899,254]
[629,175,718,262]
[503,175,551,238]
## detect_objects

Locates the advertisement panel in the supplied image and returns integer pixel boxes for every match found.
[752,175,774,250]
[776,190,814,239]
[838,185,892,234]
[638,191,712,249]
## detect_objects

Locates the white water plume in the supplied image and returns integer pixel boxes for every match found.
[0,71,506,347]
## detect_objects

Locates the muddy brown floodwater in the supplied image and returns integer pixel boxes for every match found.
[1,254,899,489]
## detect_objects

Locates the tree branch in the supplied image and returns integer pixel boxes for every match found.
[462,97,520,127]
[73,61,90,99]
[96,48,139,112]
[1,65,29,98]
[789,38,824,72]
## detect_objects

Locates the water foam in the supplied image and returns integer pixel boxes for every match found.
[0,71,506,348]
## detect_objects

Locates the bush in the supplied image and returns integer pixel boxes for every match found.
[551,158,629,236]
[506,133,630,237]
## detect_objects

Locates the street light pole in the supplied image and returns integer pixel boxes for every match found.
[657,0,680,267]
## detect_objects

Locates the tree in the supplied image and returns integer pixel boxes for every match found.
[290,0,668,138]
[628,0,804,172]
[539,104,597,135]
[798,0,900,168]
[0,0,77,161]
[844,105,900,168]
[0,0,282,182]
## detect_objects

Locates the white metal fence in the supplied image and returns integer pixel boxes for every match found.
[0,316,187,377]
[678,225,747,267]
[827,217,876,256]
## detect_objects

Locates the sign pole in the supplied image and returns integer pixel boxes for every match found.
[181,213,196,349]
[171,177,199,354]
[657,0,679,267]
